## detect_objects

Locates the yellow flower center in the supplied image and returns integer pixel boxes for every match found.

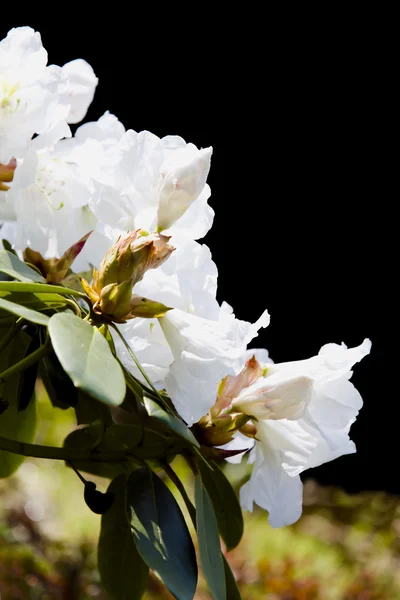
[0,79,21,114]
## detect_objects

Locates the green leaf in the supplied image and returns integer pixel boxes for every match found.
[0,250,45,282]
[223,556,242,600]
[64,421,176,462]
[2,240,17,256]
[48,313,126,407]
[98,475,149,600]
[194,475,226,600]
[74,390,112,425]
[0,297,50,326]
[17,331,40,412]
[127,467,197,600]
[40,352,79,409]
[63,424,132,480]
[0,330,37,477]
[198,461,244,551]
[0,281,84,296]
[65,423,143,452]
[0,290,68,309]
[143,396,200,448]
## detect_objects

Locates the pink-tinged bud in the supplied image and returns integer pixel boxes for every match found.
[211,355,264,417]
[96,230,174,291]
[157,147,212,231]
[231,375,314,420]
[23,232,92,284]
[80,230,174,323]
[0,158,17,191]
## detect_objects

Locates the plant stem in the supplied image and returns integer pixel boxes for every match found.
[111,324,172,412]
[0,317,24,355]
[0,435,128,462]
[0,337,51,383]
[62,297,82,317]
[68,461,88,484]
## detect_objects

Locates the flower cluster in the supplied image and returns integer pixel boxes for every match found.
[0,26,371,533]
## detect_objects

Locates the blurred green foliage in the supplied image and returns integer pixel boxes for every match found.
[1,383,400,599]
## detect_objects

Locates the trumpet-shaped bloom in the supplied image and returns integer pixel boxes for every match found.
[235,339,371,527]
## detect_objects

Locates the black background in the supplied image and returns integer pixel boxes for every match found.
[1,15,391,494]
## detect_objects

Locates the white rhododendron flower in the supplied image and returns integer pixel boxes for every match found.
[159,306,270,425]
[0,112,125,262]
[6,139,97,258]
[87,130,213,241]
[113,239,220,388]
[0,27,97,163]
[0,24,374,554]
[229,339,371,527]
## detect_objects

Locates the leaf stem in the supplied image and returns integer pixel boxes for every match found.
[0,317,24,355]
[0,435,128,462]
[111,324,172,412]
[0,336,51,383]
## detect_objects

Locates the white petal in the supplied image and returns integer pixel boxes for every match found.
[160,307,270,424]
[62,59,98,124]
[75,111,125,142]
[113,319,174,386]
[233,375,313,420]
[240,441,304,528]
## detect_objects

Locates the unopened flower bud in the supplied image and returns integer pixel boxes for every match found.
[231,375,314,420]
[0,158,16,191]
[238,422,258,439]
[80,230,174,323]
[157,147,212,231]
[193,411,251,447]
[96,230,174,290]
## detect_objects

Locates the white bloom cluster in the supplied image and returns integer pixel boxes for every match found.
[0,27,371,528]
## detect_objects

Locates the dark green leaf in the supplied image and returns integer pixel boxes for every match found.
[223,556,242,600]
[17,331,40,412]
[63,424,131,480]
[40,352,79,409]
[48,313,126,407]
[144,396,200,448]
[0,331,37,478]
[198,461,244,551]
[63,420,179,479]
[0,297,50,325]
[98,475,149,600]
[2,240,17,256]
[66,423,144,452]
[75,390,112,424]
[194,475,226,600]
[127,467,197,600]
[0,250,45,282]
